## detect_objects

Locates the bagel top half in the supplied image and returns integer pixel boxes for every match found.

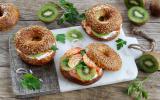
[82,4,122,41]
[14,25,56,56]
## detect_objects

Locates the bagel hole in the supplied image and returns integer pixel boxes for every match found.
[98,15,110,22]
[0,8,3,17]
[32,36,42,41]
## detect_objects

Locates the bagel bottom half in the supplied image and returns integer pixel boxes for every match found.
[81,20,120,41]
[60,68,103,85]
[17,49,55,66]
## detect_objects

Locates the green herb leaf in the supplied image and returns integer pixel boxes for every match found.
[51,45,58,51]
[20,73,42,90]
[62,58,69,66]
[127,78,148,100]
[56,34,66,43]
[58,0,85,25]
[116,38,127,50]
[80,50,86,56]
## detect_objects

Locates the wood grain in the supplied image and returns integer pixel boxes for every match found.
[0,0,160,100]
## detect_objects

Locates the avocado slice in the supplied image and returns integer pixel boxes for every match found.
[76,62,97,81]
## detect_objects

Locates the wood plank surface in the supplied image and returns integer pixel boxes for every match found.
[0,0,160,100]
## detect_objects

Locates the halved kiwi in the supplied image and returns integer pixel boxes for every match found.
[37,2,59,23]
[76,62,97,81]
[128,6,149,25]
[136,52,159,73]
[66,29,83,41]
[124,0,146,9]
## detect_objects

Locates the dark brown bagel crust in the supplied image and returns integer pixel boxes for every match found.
[60,67,103,85]
[15,25,56,55]
[0,3,19,31]
[85,4,122,34]
[81,20,120,41]
[17,50,55,66]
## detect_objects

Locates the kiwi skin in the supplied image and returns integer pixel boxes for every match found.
[124,0,146,9]
[150,0,160,17]
[128,6,149,25]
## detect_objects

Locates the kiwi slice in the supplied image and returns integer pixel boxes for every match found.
[136,53,159,73]
[92,30,108,38]
[66,29,83,41]
[60,57,74,71]
[128,6,149,25]
[124,0,145,9]
[37,2,59,23]
[76,62,97,81]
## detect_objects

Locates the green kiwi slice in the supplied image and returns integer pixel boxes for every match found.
[92,30,109,38]
[66,29,83,41]
[76,62,97,81]
[128,6,149,25]
[37,2,59,23]
[124,0,145,9]
[136,53,159,73]
[60,57,74,71]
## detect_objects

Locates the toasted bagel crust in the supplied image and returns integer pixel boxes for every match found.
[15,25,55,55]
[86,43,122,71]
[85,4,122,34]
[0,3,19,31]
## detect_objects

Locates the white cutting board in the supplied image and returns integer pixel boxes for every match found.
[51,26,142,92]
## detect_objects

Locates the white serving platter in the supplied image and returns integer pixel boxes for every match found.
[51,26,142,92]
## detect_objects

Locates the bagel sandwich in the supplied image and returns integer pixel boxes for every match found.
[60,43,122,85]
[60,47,103,85]
[14,25,56,65]
[82,4,122,41]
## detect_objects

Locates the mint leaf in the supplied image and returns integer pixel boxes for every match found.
[20,73,42,90]
[116,38,127,50]
[56,34,66,43]
[51,45,58,51]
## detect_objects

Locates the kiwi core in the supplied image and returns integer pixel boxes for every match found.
[134,10,144,18]
[43,10,54,17]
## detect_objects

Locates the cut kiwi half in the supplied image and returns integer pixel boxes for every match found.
[66,29,83,42]
[124,0,146,9]
[37,2,59,23]
[76,62,97,81]
[136,53,159,73]
[128,6,149,25]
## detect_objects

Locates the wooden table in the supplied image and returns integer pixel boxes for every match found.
[0,0,160,100]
